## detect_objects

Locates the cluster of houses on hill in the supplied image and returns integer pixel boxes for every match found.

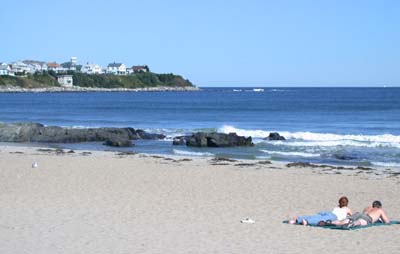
[0,57,150,87]
[0,57,149,76]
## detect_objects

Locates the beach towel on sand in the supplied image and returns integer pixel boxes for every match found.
[282,220,400,230]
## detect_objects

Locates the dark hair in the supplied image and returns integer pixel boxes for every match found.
[338,196,349,207]
[372,200,382,208]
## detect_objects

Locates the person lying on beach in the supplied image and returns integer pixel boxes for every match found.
[330,200,390,228]
[288,196,352,226]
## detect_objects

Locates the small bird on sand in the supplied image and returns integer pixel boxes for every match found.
[32,162,38,168]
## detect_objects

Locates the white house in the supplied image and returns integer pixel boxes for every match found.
[107,62,126,75]
[126,67,134,74]
[71,56,77,65]
[81,63,103,74]
[57,75,73,87]
[11,61,31,74]
[132,65,149,73]
[23,60,48,73]
[47,62,64,73]
[0,64,12,75]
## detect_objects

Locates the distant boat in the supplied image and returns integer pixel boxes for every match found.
[252,88,264,92]
[233,89,242,92]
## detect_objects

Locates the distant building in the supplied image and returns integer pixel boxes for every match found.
[57,75,73,87]
[60,61,76,71]
[0,63,12,76]
[81,63,103,74]
[107,62,126,75]
[126,67,134,75]
[23,60,48,73]
[10,61,31,74]
[60,57,77,71]
[71,56,77,65]
[47,62,64,73]
[132,65,149,73]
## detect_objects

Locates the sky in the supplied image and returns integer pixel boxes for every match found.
[1,0,399,87]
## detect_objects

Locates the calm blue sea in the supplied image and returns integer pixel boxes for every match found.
[1,87,400,168]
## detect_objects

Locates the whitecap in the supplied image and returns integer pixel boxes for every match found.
[218,125,400,148]
[172,149,213,157]
[218,125,270,138]
[260,150,320,158]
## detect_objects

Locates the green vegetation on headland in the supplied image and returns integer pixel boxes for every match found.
[0,72,194,89]
[0,73,60,88]
[72,72,193,88]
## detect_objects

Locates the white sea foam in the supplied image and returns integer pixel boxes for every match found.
[71,125,91,129]
[218,125,270,138]
[266,140,400,148]
[173,149,213,157]
[260,150,320,158]
[371,162,400,168]
[218,125,400,148]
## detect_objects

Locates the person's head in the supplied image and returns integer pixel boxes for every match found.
[372,200,382,208]
[338,196,349,208]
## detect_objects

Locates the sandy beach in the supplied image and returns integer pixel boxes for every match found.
[0,145,399,254]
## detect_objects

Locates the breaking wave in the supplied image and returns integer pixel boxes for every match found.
[218,125,400,148]
[173,149,214,157]
[260,150,320,158]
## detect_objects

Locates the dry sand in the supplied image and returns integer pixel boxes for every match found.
[0,145,399,254]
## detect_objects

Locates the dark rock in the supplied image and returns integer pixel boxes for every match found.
[266,132,286,141]
[0,122,164,145]
[356,166,373,171]
[187,132,208,147]
[258,160,272,165]
[103,137,133,147]
[334,154,357,160]
[116,151,137,156]
[212,157,237,162]
[135,129,166,140]
[0,122,44,142]
[186,132,253,147]
[286,162,317,168]
[234,163,256,167]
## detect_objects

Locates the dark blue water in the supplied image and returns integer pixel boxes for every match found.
[1,87,400,167]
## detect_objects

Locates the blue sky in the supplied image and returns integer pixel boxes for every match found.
[1,0,399,87]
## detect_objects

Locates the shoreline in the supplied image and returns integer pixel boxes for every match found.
[0,85,200,93]
[1,142,399,178]
[1,121,399,172]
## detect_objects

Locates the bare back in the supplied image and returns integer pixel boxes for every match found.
[363,206,390,223]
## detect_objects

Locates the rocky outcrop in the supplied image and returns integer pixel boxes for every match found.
[174,132,253,147]
[0,122,164,145]
[265,132,286,141]
[134,129,166,140]
[103,138,133,147]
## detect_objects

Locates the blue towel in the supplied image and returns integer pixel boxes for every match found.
[283,220,400,230]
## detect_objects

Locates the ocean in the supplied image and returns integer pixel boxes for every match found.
[1,87,400,168]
